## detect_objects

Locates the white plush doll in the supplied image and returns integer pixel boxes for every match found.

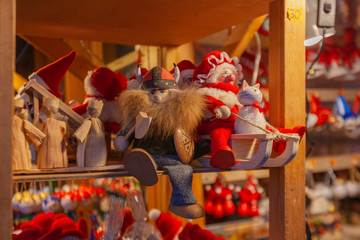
[234,80,266,134]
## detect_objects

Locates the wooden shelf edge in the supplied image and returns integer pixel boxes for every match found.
[306,152,360,173]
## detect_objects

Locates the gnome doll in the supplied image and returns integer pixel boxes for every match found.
[72,67,128,134]
[114,65,207,219]
[16,51,76,110]
[170,60,196,89]
[149,209,225,240]
[193,51,244,169]
[73,99,107,167]
[37,98,68,169]
[12,98,45,171]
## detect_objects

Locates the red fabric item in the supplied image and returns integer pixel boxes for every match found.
[72,102,89,116]
[38,227,62,240]
[243,103,264,113]
[35,51,76,98]
[21,212,55,234]
[223,199,235,216]
[121,209,135,237]
[155,212,183,240]
[13,228,42,240]
[50,216,87,239]
[170,60,196,73]
[91,67,128,101]
[179,223,225,240]
[269,126,306,155]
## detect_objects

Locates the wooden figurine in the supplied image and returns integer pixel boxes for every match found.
[73,99,107,167]
[12,98,45,171]
[37,98,68,169]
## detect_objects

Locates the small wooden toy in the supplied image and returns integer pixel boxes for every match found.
[37,98,68,169]
[73,99,107,167]
[12,98,45,171]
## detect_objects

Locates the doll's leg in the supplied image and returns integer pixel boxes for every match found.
[154,155,204,219]
[209,128,234,169]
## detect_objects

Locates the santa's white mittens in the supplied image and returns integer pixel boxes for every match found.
[215,105,231,119]
[148,208,161,221]
[113,136,129,151]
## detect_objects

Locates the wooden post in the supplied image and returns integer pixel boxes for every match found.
[268,0,306,239]
[0,0,14,238]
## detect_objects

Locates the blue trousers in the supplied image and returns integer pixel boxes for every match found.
[152,155,197,206]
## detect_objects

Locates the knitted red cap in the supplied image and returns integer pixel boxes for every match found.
[179,223,225,240]
[153,211,182,240]
[33,51,76,98]
[21,212,55,234]
[51,216,86,239]
[87,67,128,101]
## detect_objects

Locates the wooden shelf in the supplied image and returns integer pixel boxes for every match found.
[16,0,272,45]
[201,170,269,185]
[306,152,360,173]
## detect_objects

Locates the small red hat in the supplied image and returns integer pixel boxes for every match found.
[20,212,55,234]
[170,60,195,74]
[193,51,243,86]
[38,227,62,240]
[179,223,225,240]
[29,51,76,98]
[120,209,135,238]
[50,216,88,239]
[84,67,128,101]
[140,66,178,90]
[149,209,182,240]
[13,228,42,240]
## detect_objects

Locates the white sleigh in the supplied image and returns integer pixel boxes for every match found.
[196,133,300,169]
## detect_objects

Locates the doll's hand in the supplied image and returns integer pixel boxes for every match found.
[214,106,231,119]
[114,136,129,151]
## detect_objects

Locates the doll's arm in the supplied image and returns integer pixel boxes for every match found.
[73,119,92,143]
[206,95,231,119]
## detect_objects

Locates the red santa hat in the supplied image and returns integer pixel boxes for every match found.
[28,51,76,99]
[84,67,128,101]
[50,216,88,239]
[149,209,183,240]
[20,212,55,234]
[193,51,243,86]
[178,223,225,240]
[170,60,195,76]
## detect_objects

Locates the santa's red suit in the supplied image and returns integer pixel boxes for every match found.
[72,67,128,133]
[194,51,244,169]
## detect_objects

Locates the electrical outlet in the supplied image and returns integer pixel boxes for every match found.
[317,0,336,27]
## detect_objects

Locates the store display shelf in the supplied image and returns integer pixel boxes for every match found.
[201,170,269,185]
[306,152,360,173]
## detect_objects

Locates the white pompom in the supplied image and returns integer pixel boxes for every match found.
[148,208,161,221]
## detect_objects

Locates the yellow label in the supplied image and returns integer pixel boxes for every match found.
[287,8,302,21]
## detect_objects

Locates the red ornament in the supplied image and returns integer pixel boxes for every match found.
[213,203,224,218]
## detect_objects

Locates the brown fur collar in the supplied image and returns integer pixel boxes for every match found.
[117,88,207,140]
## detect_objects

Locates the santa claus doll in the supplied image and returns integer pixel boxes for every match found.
[170,60,196,89]
[193,51,244,169]
[72,67,128,133]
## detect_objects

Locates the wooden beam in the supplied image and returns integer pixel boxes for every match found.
[0,0,14,238]
[223,14,267,57]
[268,0,306,239]
[107,51,138,71]
[16,0,272,46]
[20,36,97,81]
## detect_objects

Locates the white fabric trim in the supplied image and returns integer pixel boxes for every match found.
[28,72,50,90]
[195,52,243,85]
[84,70,101,97]
[198,87,239,108]
[180,69,194,78]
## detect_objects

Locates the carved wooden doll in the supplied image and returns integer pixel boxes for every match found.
[37,98,68,169]
[12,98,45,171]
[73,99,107,167]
